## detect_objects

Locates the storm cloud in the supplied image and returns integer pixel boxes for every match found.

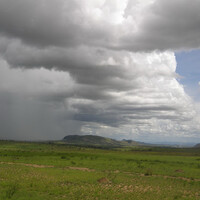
[0,0,200,141]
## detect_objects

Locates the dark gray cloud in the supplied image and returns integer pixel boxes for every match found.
[0,0,112,48]
[0,0,200,51]
[0,63,82,140]
[122,0,200,51]
[0,0,80,46]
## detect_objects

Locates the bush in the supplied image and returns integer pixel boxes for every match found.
[5,183,18,199]
[144,168,153,176]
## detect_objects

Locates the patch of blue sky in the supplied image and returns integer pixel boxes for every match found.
[175,49,200,101]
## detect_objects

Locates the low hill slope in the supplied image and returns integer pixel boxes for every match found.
[63,135,139,147]
[194,143,200,148]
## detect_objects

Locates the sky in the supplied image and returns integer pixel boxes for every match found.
[176,50,200,101]
[0,0,200,143]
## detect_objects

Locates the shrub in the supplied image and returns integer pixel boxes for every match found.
[5,183,18,199]
[144,168,153,176]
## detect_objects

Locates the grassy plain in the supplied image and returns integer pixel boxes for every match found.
[0,141,199,199]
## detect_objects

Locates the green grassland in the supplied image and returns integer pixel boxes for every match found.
[0,141,199,200]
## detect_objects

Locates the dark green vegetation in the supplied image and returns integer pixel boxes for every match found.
[0,140,199,200]
[63,135,139,147]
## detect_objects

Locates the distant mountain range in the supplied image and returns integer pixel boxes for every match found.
[194,143,200,148]
[63,135,141,147]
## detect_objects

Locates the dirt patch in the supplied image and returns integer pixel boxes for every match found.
[175,169,184,173]
[22,163,54,168]
[67,166,95,172]
[98,177,111,184]
[0,162,53,168]
[0,162,94,171]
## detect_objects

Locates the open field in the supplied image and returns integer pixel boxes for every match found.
[0,141,199,200]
